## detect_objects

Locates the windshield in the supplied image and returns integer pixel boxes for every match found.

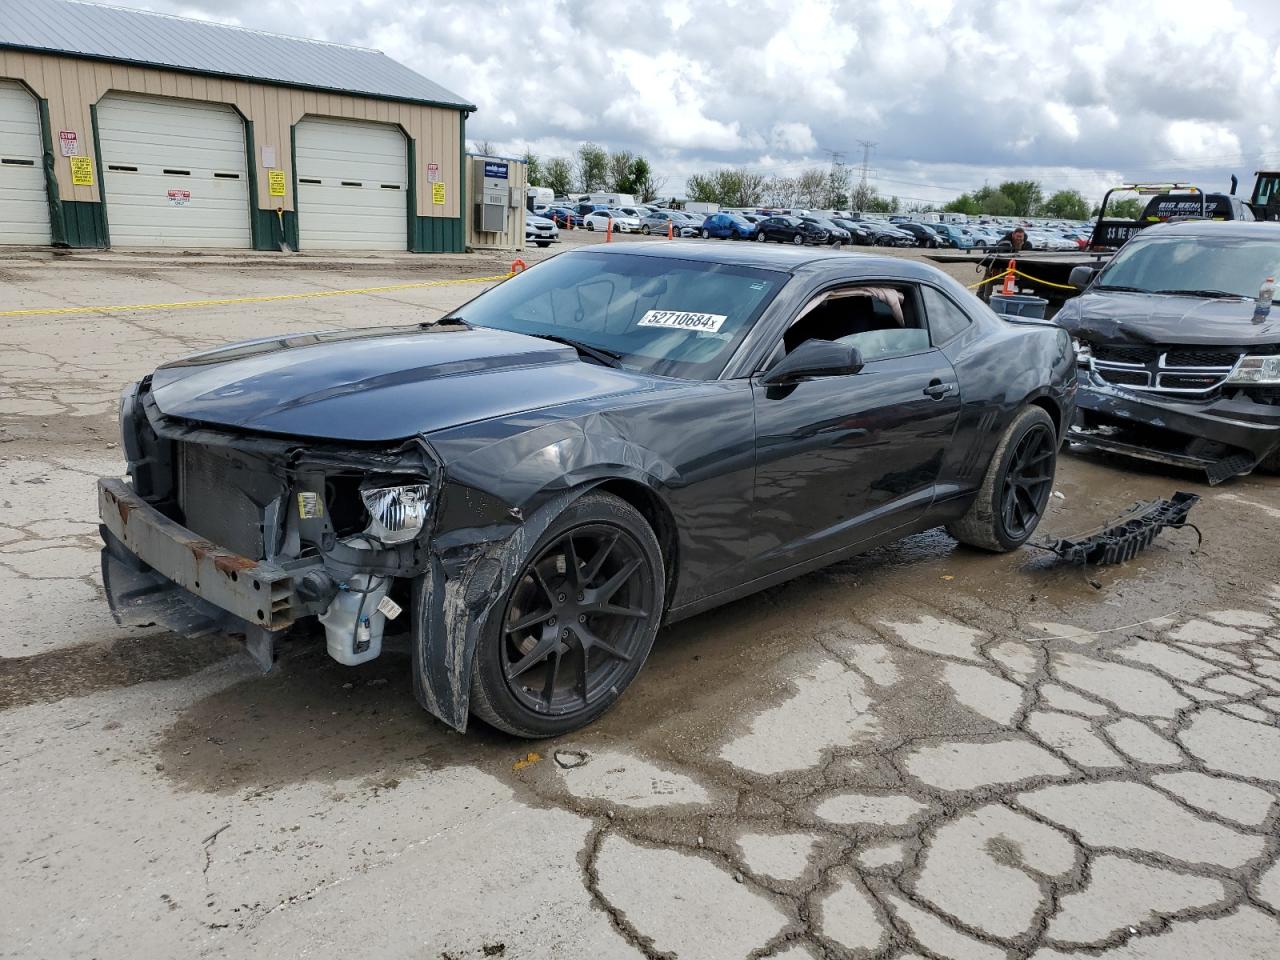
[450,251,787,379]
[1095,234,1280,298]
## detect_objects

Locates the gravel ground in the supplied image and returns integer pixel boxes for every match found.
[1,239,1277,959]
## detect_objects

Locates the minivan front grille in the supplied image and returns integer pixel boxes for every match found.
[1083,340,1242,397]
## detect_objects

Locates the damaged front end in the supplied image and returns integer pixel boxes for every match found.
[100,378,440,673]
[1068,340,1280,483]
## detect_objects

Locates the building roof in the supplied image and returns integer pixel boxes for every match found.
[0,0,475,112]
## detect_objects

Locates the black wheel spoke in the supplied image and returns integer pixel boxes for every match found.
[541,649,563,707]
[530,565,556,603]
[592,602,647,619]
[507,634,558,681]
[504,607,553,635]
[580,626,632,663]
[595,557,642,603]
[582,533,618,585]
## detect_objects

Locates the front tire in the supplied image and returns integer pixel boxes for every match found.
[469,491,665,738]
[700,228,710,239]
[641,225,651,235]
[947,406,1058,552]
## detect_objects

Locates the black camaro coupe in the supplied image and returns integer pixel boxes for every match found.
[99,244,1075,737]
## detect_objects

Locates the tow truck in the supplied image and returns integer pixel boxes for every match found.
[927,181,1253,316]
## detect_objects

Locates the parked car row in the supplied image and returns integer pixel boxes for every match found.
[529,200,1101,252]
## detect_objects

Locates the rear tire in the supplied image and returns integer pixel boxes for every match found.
[791,233,804,245]
[701,228,710,239]
[947,406,1058,552]
[1258,447,1280,473]
[587,222,595,231]
[469,491,665,738]
[756,231,768,242]
[641,225,651,235]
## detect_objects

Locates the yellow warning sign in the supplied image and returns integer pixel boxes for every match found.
[267,168,287,196]
[432,181,446,205]
[70,155,95,186]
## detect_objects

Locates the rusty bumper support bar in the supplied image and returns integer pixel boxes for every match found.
[1038,491,1201,565]
[98,478,305,631]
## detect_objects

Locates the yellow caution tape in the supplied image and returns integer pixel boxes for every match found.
[966,268,1079,292]
[0,272,515,319]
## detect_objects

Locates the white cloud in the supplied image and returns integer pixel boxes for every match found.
[130,0,1280,203]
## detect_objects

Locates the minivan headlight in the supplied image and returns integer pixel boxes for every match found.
[1225,355,1280,385]
[361,483,432,544]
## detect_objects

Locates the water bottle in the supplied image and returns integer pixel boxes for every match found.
[1253,276,1275,324]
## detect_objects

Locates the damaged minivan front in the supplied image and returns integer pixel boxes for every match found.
[1058,220,1280,483]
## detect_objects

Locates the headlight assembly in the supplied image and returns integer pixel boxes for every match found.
[1073,338,1093,367]
[1225,355,1280,385]
[361,482,432,544]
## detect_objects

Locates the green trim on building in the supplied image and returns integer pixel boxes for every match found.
[60,200,109,247]
[459,111,468,250]
[406,134,418,251]
[243,118,263,249]
[88,102,111,247]
[412,216,463,253]
[289,123,300,251]
[34,97,67,246]
[251,207,297,251]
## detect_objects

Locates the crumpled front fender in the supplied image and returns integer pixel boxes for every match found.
[409,485,594,732]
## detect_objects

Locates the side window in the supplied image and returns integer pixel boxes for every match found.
[921,286,973,345]
[772,284,931,364]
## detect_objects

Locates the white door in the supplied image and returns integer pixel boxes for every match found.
[0,81,52,245]
[97,94,250,248]
[295,117,407,251]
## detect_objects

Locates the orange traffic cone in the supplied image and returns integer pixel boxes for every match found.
[1001,258,1017,295]
[667,222,673,240]
[606,218,613,243]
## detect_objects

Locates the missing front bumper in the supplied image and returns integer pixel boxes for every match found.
[97,477,312,632]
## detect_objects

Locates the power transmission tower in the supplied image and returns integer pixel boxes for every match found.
[856,140,876,190]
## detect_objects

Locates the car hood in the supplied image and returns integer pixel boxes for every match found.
[1058,290,1280,347]
[148,325,667,441]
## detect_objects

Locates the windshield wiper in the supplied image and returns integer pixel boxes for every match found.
[1153,289,1247,300]
[1093,284,1148,293]
[533,333,623,368]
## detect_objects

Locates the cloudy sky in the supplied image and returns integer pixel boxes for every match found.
[131,0,1280,205]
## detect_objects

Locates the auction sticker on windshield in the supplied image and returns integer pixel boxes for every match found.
[637,310,728,333]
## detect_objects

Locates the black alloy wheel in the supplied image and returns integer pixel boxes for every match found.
[947,405,1058,552]
[468,492,664,737]
[1000,421,1056,539]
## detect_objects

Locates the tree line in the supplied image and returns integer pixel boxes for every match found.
[943,181,1094,220]
[473,136,1115,218]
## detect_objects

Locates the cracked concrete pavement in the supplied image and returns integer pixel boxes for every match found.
[1,244,1278,959]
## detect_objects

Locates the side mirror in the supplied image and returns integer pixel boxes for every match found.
[1069,265,1098,289]
[763,339,865,386]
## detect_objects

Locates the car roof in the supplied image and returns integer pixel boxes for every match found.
[562,240,946,280]
[1137,219,1279,240]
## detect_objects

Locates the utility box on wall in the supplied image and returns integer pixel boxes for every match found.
[477,157,511,232]
[465,153,527,251]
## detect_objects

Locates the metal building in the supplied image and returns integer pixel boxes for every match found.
[0,0,475,252]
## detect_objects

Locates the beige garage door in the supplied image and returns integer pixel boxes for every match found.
[0,80,52,245]
[295,117,407,251]
[97,94,250,248]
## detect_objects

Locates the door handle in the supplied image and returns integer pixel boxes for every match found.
[923,380,955,399]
